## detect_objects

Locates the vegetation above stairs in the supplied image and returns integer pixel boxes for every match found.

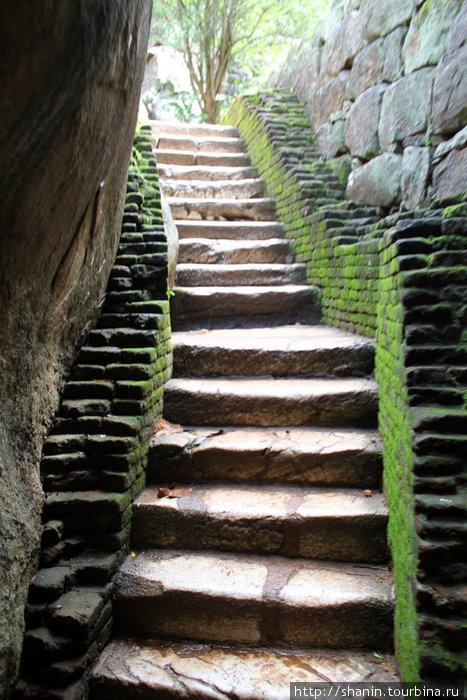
[224,90,467,682]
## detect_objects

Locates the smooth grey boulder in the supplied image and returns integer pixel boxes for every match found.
[347,154,402,207]
[432,45,467,136]
[345,85,386,160]
[402,0,461,74]
[362,0,418,40]
[401,147,433,210]
[308,71,350,131]
[382,27,406,82]
[378,68,434,151]
[433,147,467,200]
[347,39,385,100]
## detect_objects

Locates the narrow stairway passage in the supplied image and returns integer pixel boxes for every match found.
[90,120,398,698]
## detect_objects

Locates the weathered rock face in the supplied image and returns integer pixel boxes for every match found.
[0,1,151,696]
[274,0,467,209]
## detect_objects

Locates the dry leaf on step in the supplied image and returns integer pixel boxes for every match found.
[154,419,184,436]
[157,485,192,499]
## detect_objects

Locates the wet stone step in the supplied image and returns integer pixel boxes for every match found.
[171,325,374,377]
[147,425,383,489]
[157,164,258,181]
[132,483,388,562]
[160,178,266,200]
[174,263,306,287]
[175,220,285,240]
[163,376,378,428]
[90,639,398,699]
[155,135,245,153]
[167,197,277,221]
[113,550,394,649]
[155,149,250,168]
[151,120,239,138]
[170,285,321,329]
[178,238,293,264]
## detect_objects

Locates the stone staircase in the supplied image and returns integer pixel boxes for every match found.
[90,121,398,697]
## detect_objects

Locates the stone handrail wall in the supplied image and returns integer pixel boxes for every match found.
[15,125,173,699]
[225,91,466,682]
[273,0,466,211]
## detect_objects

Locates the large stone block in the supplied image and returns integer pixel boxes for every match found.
[432,45,467,136]
[379,68,435,151]
[314,117,346,158]
[347,39,385,100]
[319,10,366,81]
[433,147,467,200]
[402,0,462,73]
[382,27,406,82]
[361,0,418,39]
[345,85,386,160]
[401,147,433,210]
[449,1,467,50]
[308,71,350,131]
[294,43,322,104]
[347,154,402,207]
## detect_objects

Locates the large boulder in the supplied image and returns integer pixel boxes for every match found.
[432,45,467,136]
[401,146,433,210]
[0,1,151,696]
[402,0,462,74]
[347,39,385,100]
[308,71,350,131]
[345,84,387,160]
[347,153,402,207]
[378,68,435,151]
[433,147,467,200]
[361,0,418,40]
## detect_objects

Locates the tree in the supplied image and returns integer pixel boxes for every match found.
[152,0,331,123]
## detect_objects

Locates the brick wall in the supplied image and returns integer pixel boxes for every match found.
[225,92,467,681]
[15,125,173,698]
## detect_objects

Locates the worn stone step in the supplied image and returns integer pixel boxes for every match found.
[167,197,277,221]
[113,550,394,648]
[171,325,375,377]
[132,483,388,562]
[151,120,239,138]
[90,639,399,699]
[175,263,306,287]
[170,285,321,329]
[160,178,266,200]
[147,425,383,488]
[176,220,285,240]
[155,150,251,167]
[163,377,378,427]
[157,164,258,181]
[155,134,245,153]
[178,237,293,264]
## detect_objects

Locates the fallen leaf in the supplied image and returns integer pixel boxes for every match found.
[154,419,184,436]
[364,489,373,497]
[194,328,209,334]
[157,485,192,499]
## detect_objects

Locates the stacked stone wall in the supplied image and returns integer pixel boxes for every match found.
[273,0,467,210]
[15,126,173,699]
[225,91,467,681]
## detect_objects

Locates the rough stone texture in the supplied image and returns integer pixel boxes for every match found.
[449,1,467,50]
[308,71,350,132]
[362,0,418,40]
[314,117,346,159]
[433,147,467,200]
[401,147,433,209]
[382,27,406,82]
[432,45,467,136]
[319,10,366,81]
[378,68,434,151]
[347,154,402,208]
[402,0,462,74]
[91,639,398,699]
[0,2,151,696]
[347,39,385,100]
[344,85,386,160]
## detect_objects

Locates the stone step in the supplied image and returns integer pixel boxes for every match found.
[90,639,399,699]
[155,134,245,153]
[167,197,277,221]
[178,237,293,264]
[163,376,378,427]
[175,263,306,287]
[170,285,321,329]
[160,178,266,200]
[113,550,394,649]
[147,425,383,489]
[175,220,285,240]
[171,325,375,377]
[156,149,251,167]
[157,164,258,181]
[151,119,239,138]
[132,483,388,562]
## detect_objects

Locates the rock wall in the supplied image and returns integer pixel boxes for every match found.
[274,0,467,210]
[0,2,151,696]
[225,90,466,681]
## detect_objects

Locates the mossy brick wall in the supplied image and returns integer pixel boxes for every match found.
[15,125,173,699]
[226,92,467,681]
